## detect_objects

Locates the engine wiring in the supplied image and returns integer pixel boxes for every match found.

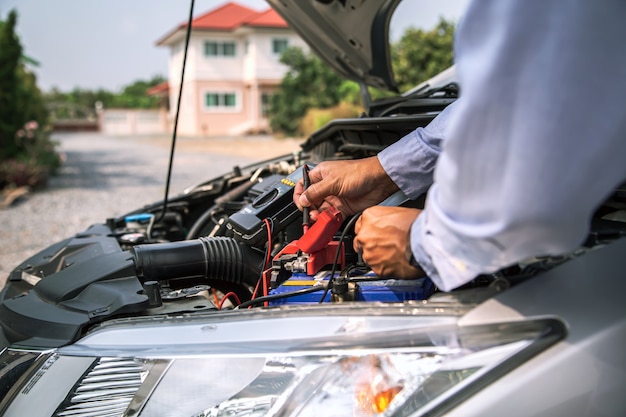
[218,292,242,310]
[249,218,274,307]
[236,285,328,309]
[237,212,369,308]
[319,212,362,303]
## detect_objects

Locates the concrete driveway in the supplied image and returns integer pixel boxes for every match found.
[0,132,301,284]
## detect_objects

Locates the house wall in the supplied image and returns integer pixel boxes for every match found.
[165,27,308,136]
[243,30,308,81]
[193,35,244,81]
[168,81,199,136]
[193,79,248,136]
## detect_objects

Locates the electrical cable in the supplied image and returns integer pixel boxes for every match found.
[218,291,242,310]
[262,218,273,307]
[154,0,195,225]
[263,218,273,270]
[250,279,261,302]
[318,212,362,303]
[348,276,395,283]
[236,284,328,309]
[250,218,273,307]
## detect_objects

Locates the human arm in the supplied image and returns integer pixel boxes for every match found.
[347,103,457,279]
[294,99,454,219]
[353,206,425,279]
[293,156,399,221]
[377,99,454,199]
[409,0,626,291]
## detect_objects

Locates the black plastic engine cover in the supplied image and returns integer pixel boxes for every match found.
[0,224,149,348]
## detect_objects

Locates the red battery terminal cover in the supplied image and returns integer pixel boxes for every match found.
[296,206,343,254]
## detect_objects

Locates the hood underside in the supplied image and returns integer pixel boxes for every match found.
[266,0,401,92]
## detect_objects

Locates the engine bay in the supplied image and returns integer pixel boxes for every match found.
[2,108,626,349]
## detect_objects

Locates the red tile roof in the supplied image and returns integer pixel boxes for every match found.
[146,81,169,97]
[157,2,288,45]
[192,2,260,31]
[243,8,288,28]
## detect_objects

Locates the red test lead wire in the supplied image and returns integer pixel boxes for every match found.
[302,164,311,234]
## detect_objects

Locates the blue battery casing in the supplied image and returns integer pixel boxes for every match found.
[269,273,435,306]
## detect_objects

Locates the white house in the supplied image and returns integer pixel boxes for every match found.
[155,2,307,136]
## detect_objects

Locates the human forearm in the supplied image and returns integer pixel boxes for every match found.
[409,0,626,291]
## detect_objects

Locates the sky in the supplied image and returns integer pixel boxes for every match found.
[1,0,469,93]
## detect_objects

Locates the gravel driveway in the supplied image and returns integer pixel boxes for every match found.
[0,132,301,283]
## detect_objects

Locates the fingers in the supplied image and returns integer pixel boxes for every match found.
[293,164,329,210]
[353,215,363,254]
[353,206,424,279]
[298,178,332,211]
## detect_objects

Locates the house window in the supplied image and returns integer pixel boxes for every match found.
[223,93,236,107]
[204,42,219,56]
[261,93,272,117]
[205,92,237,110]
[272,38,289,55]
[222,42,236,56]
[206,93,220,107]
[204,41,237,57]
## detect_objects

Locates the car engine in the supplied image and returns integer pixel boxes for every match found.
[2,100,625,350]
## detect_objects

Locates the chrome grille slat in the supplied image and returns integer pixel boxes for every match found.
[81,372,142,383]
[53,358,145,417]
[75,378,143,392]
[71,387,139,403]
[57,405,128,417]
[60,397,129,410]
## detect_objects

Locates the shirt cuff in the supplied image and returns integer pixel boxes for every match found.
[378,128,440,200]
[409,201,504,292]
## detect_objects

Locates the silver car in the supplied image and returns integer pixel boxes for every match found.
[0,1,624,416]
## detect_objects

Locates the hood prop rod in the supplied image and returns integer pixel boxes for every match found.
[154,0,195,225]
[359,81,372,115]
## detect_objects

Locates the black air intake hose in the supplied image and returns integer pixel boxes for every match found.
[132,237,264,286]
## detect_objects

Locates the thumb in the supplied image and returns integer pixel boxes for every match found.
[300,181,331,208]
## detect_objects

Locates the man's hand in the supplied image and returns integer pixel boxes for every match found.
[294,157,399,221]
[354,206,425,279]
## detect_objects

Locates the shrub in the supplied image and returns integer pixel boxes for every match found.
[299,102,362,137]
[0,121,61,190]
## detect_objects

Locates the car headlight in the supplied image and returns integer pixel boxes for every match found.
[0,304,565,417]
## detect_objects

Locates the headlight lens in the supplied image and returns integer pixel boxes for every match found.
[0,305,565,417]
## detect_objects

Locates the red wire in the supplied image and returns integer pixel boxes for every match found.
[251,279,261,301]
[218,292,241,310]
[249,218,273,308]
[263,218,272,269]
[262,218,272,307]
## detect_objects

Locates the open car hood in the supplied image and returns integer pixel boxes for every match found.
[266,0,402,92]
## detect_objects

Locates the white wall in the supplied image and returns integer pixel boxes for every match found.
[100,109,169,135]
[191,34,244,81]
[244,31,308,81]
[163,26,308,136]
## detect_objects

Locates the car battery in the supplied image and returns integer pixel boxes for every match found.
[269,272,435,306]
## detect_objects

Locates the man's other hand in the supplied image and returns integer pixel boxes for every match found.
[354,206,425,279]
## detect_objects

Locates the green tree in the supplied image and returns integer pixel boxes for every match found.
[0,10,23,157]
[269,47,344,136]
[392,18,455,92]
[0,10,49,160]
[44,75,166,118]
[114,75,165,108]
[0,10,61,190]
[269,21,455,135]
